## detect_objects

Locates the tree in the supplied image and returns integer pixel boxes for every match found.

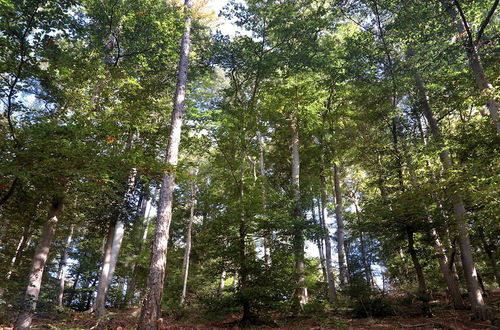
[138,0,195,328]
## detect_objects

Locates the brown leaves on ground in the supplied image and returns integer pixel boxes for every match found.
[1,291,498,329]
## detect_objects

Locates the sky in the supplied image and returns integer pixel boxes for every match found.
[207,0,244,36]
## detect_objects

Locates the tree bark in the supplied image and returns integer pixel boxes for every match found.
[332,164,349,288]
[444,2,500,135]
[57,224,74,306]
[92,168,137,316]
[180,180,196,305]
[429,226,465,309]
[406,228,432,317]
[5,220,32,280]
[312,199,327,282]
[138,1,193,327]
[124,188,152,307]
[320,171,338,304]
[257,129,271,265]
[217,268,226,296]
[15,196,64,330]
[89,221,114,314]
[353,197,374,287]
[478,227,500,288]
[415,71,488,317]
[92,168,137,317]
[238,183,251,323]
[290,116,307,314]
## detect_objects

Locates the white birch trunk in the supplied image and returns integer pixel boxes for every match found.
[138,1,193,327]
[15,196,64,330]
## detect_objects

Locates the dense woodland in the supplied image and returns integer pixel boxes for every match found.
[0,0,499,329]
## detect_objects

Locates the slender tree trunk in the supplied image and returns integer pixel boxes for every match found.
[89,221,114,315]
[15,196,64,330]
[444,3,500,135]
[415,71,488,318]
[68,269,81,307]
[238,183,251,323]
[312,199,327,282]
[320,171,338,304]
[138,1,193,327]
[92,168,137,316]
[290,116,307,314]
[6,220,32,280]
[407,134,465,310]
[353,198,373,287]
[359,231,373,287]
[217,268,226,296]
[124,188,151,307]
[333,164,349,288]
[429,226,466,309]
[478,227,500,288]
[257,129,271,265]
[406,228,432,317]
[57,224,74,306]
[180,180,196,305]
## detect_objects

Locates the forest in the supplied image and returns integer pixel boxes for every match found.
[0,0,499,329]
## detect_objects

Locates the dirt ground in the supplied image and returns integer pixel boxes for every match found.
[1,290,499,329]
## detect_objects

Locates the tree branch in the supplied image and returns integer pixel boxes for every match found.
[453,0,474,47]
[0,177,19,207]
[476,0,499,42]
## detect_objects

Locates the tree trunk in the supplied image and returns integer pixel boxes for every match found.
[57,224,74,306]
[406,228,432,317]
[312,199,327,282]
[217,268,226,296]
[180,180,196,305]
[290,116,307,314]
[92,169,137,317]
[238,183,251,323]
[415,71,488,318]
[444,3,500,135]
[68,269,81,307]
[333,164,349,288]
[353,198,373,287]
[257,129,271,265]
[320,171,338,304]
[124,188,152,307]
[15,196,64,330]
[89,221,114,315]
[478,227,500,288]
[429,226,466,309]
[5,220,32,280]
[138,1,193,327]
[407,124,465,310]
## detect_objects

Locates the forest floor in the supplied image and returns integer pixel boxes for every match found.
[1,290,499,329]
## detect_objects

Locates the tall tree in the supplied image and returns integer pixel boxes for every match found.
[138,0,194,327]
[15,196,64,330]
